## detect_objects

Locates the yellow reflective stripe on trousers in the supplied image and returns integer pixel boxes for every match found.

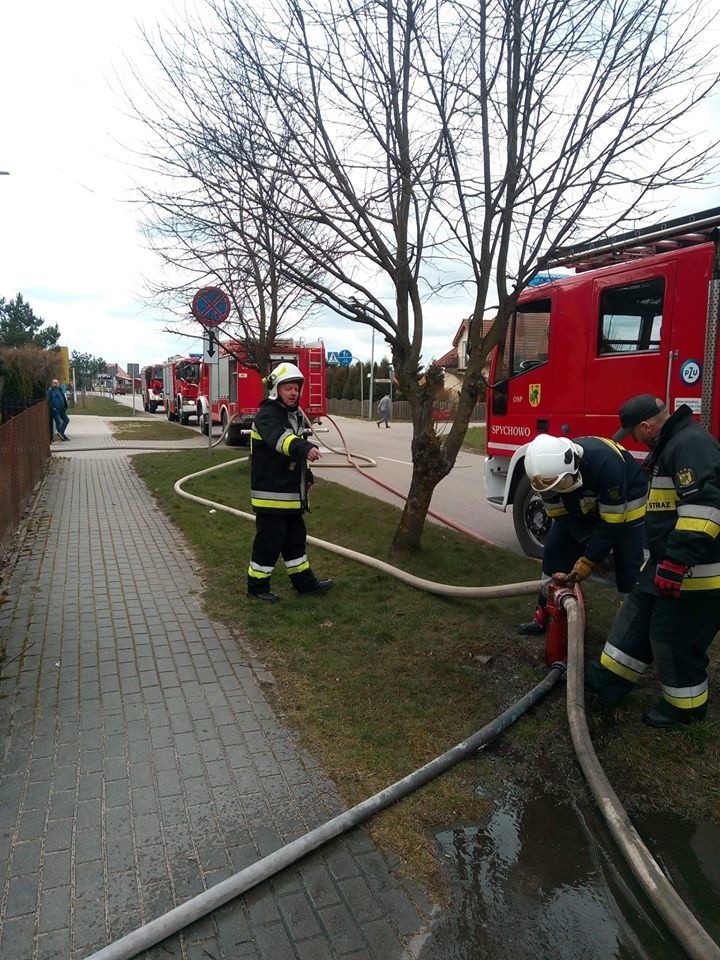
[600,642,649,683]
[661,680,708,710]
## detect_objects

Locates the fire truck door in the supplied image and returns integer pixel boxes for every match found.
[584,262,677,440]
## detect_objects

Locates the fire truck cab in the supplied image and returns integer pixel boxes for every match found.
[140,364,165,413]
[484,207,720,558]
[163,355,202,425]
[196,340,326,444]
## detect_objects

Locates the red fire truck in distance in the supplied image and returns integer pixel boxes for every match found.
[196,339,326,444]
[163,355,202,425]
[140,364,165,413]
[484,206,720,558]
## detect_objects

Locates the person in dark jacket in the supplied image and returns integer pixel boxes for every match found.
[246,362,334,604]
[47,379,70,441]
[517,433,647,635]
[586,394,720,727]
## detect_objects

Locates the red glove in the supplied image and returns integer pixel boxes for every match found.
[654,560,688,599]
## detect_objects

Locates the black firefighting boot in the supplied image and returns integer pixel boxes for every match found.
[584,661,635,707]
[517,604,548,636]
[642,699,706,729]
[290,569,335,595]
[247,575,280,604]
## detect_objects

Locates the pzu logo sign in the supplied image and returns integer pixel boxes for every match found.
[680,359,701,386]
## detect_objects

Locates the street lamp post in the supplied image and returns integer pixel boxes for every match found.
[368,327,375,420]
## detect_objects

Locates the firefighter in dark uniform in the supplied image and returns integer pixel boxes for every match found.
[246,362,334,603]
[518,433,647,635]
[586,394,720,727]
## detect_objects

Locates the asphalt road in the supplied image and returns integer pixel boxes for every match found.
[110,394,524,556]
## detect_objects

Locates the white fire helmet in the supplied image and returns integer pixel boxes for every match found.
[266,362,305,400]
[524,434,583,494]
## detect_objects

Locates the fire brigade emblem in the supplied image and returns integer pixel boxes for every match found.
[529,383,541,407]
[677,468,695,487]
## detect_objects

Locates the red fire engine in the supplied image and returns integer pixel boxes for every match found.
[163,355,202,425]
[484,206,720,558]
[196,339,326,444]
[140,364,165,413]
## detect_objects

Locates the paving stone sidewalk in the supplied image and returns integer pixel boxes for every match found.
[0,448,434,959]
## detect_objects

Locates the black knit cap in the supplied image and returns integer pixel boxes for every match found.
[613,394,666,441]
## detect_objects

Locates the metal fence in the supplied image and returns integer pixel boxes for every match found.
[326,398,486,422]
[0,400,51,562]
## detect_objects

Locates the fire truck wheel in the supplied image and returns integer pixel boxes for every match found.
[144,402,150,412]
[512,473,550,560]
[149,402,157,414]
[166,404,174,422]
[200,411,209,436]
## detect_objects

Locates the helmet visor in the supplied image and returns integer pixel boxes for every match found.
[530,471,582,494]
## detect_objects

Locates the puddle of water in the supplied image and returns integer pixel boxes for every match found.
[419,787,719,960]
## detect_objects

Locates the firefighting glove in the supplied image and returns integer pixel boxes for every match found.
[654,560,688,599]
[551,557,594,584]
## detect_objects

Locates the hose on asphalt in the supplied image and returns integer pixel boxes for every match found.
[561,592,720,960]
[84,666,565,960]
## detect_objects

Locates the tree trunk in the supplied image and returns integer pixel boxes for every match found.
[391,419,451,556]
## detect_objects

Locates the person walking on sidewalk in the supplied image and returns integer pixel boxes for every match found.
[47,378,70,441]
[246,362,334,604]
[585,394,720,728]
[517,432,647,635]
[376,393,392,428]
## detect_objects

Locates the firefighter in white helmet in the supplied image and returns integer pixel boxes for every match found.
[518,433,647,635]
[246,362,334,603]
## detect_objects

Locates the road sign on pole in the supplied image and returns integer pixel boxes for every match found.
[203,330,219,365]
[338,349,352,366]
[191,287,231,326]
[327,351,340,365]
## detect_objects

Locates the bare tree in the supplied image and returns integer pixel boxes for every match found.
[136,0,719,552]
[127,18,337,373]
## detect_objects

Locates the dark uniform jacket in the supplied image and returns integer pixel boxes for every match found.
[642,405,720,593]
[249,399,316,513]
[542,436,647,566]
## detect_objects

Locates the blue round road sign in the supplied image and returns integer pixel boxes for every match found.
[192,287,231,326]
[338,349,353,366]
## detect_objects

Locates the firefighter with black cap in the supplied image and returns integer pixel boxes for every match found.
[585,394,720,727]
[246,362,334,603]
[517,433,647,635]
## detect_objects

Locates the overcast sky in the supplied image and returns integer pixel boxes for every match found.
[2,1,720,370]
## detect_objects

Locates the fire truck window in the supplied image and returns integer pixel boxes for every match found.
[511,299,551,376]
[598,278,664,354]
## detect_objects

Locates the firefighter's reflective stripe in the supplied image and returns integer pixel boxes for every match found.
[279,430,298,455]
[661,679,709,710]
[676,504,720,538]
[545,502,568,518]
[248,560,273,581]
[251,489,302,510]
[599,494,647,524]
[600,641,649,683]
[681,562,720,591]
[647,477,678,512]
[284,554,310,574]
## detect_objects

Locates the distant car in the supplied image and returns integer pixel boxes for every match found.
[113,385,127,395]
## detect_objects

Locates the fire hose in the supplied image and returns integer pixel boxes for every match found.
[82,442,719,959]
